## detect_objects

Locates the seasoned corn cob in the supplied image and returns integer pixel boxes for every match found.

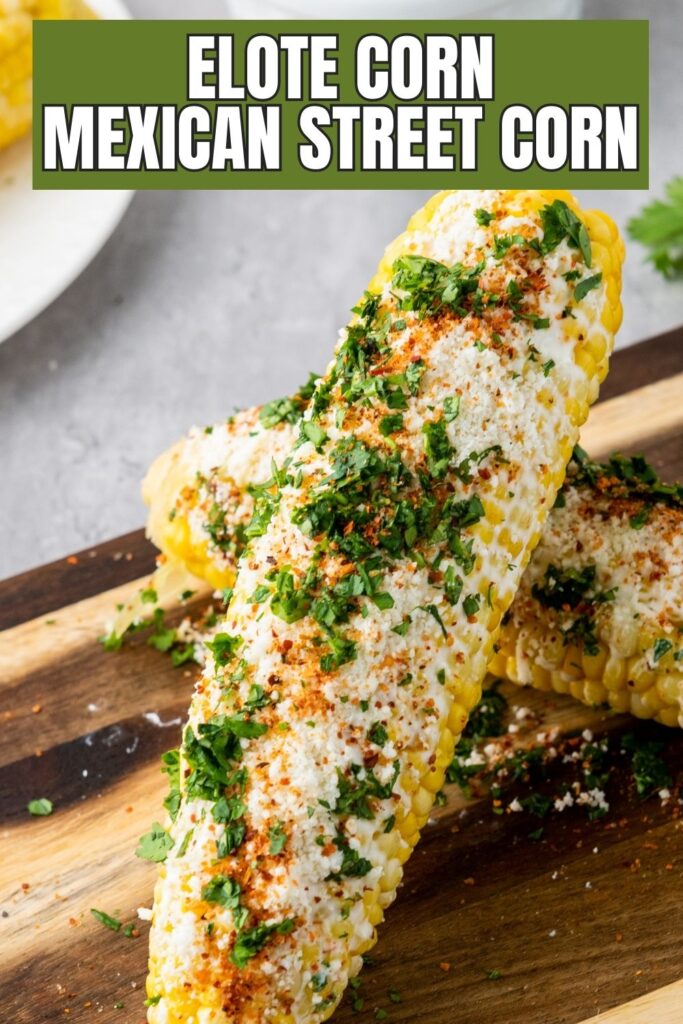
[490,451,683,727]
[139,413,683,733]
[139,409,683,735]
[0,0,95,152]
[146,190,622,1023]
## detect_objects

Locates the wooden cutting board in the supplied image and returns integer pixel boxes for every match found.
[2,330,682,1024]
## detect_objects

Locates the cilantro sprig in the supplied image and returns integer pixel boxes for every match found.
[628,177,683,278]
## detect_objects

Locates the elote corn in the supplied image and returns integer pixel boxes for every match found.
[490,450,683,727]
[139,416,683,733]
[146,189,623,1023]
[0,0,95,152]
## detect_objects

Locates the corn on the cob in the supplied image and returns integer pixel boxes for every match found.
[139,406,683,737]
[146,190,622,1023]
[0,0,95,152]
[489,451,683,728]
[140,416,683,734]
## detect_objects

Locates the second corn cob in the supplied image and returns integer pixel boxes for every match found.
[138,422,683,733]
[0,0,95,152]
[145,189,622,1023]
[490,450,683,727]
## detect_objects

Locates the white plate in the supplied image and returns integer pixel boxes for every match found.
[0,0,133,345]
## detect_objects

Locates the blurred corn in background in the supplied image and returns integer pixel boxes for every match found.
[0,0,95,151]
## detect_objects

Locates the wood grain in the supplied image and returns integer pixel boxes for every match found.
[0,529,157,632]
[2,334,683,1024]
[577,980,683,1024]
[581,372,683,456]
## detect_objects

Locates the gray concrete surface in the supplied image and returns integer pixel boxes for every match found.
[1,0,682,578]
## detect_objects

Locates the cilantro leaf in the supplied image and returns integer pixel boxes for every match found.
[205,632,243,666]
[475,208,494,226]
[91,908,123,933]
[574,272,602,302]
[230,918,294,968]
[136,822,175,863]
[539,199,592,266]
[379,413,404,436]
[652,638,673,663]
[628,177,683,278]
[268,820,288,854]
[27,797,53,816]
[622,733,672,797]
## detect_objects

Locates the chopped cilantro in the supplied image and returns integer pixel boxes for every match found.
[326,832,373,881]
[259,373,317,428]
[443,395,461,422]
[217,822,246,859]
[176,828,194,858]
[301,420,328,450]
[244,683,271,710]
[202,875,246,928]
[465,681,508,740]
[538,199,592,267]
[622,733,672,797]
[392,617,411,636]
[493,233,527,259]
[368,722,388,747]
[91,908,123,933]
[422,602,448,636]
[574,272,602,302]
[27,797,53,817]
[629,507,650,529]
[444,566,463,606]
[205,632,243,666]
[100,630,123,652]
[379,413,404,436]
[422,419,453,479]
[268,821,288,855]
[506,278,550,329]
[405,359,426,395]
[392,254,486,320]
[230,919,294,968]
[532,563,597,610]
[135,822,174,863]
[334,760,400,819]
[652,638,673,663]
[568,449,683,512]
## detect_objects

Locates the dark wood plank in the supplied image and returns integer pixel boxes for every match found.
[624,425,683,477]
[1,600,205,768]
[598,328,683,403]
[3,695,682,1024]
[0,530,156,632]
